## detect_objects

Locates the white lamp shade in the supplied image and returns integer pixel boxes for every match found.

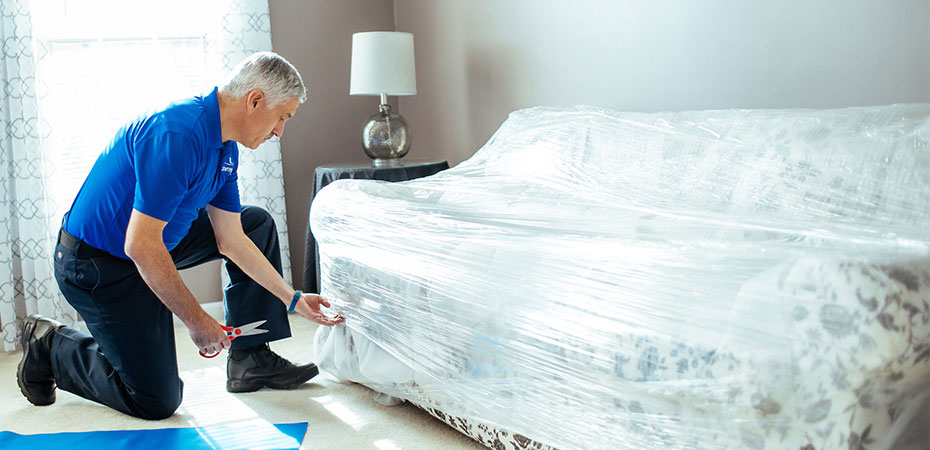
[350,31,417,96]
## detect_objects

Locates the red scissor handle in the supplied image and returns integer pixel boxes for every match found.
[200,349,221,358]
[221,325,244,337]
[199,327,238,358]
[198,320,268,358]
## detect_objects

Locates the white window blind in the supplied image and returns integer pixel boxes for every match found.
[31,0,220,212]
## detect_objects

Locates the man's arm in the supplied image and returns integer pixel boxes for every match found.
[124,208,230,355]
[206,205,342,326]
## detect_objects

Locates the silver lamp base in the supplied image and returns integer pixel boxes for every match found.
[362,103,411,166]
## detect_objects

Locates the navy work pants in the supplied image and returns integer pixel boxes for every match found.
[51,206,290,419]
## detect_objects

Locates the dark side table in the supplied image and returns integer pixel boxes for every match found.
[303,159,450,293]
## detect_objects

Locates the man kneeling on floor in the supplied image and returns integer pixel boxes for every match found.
[17,51,344,420]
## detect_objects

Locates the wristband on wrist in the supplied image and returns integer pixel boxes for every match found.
[288,290,302,313]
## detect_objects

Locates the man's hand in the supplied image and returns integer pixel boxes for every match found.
[293,293,344,326]
[205,206,344,327]
[188,314,232,356]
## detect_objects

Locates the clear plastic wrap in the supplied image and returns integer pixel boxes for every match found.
[310,104,930,450]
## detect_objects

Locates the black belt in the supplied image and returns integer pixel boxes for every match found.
[58,228,110,257]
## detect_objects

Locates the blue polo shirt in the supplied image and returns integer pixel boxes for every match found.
[63,87,241,259]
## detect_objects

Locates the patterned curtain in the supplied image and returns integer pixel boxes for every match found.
[0,0,291,352]
[212,0,294,290]
[0,0,75,352]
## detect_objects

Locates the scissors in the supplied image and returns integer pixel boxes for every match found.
[199,320,269,358]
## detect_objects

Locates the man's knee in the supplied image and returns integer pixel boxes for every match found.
[132,396,181,420]
[129,381,183,420]
[240,206,279,254]
[241,206,277,235]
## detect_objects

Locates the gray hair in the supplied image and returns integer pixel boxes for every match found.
[220,51,307,107]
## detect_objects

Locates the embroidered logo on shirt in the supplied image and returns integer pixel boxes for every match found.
[221,156,235,173]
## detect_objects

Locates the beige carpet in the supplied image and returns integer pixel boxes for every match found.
[0,301,483,450]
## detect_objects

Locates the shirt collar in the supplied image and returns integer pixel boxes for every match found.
[203,87,224,150]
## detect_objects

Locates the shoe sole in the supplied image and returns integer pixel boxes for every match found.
[17,315,55,406]
[16,360,55,406]
[226,365,320,393]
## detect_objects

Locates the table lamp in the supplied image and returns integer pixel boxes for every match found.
[350,31,417,166]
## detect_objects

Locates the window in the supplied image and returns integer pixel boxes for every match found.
[31,0,220,211]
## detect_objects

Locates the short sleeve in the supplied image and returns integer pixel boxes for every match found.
[209,173,241,213]
[133,132,197,221]
[208,141,241,213]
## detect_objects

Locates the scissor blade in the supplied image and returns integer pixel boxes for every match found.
[234,320,267,334]
[239,328,269,337]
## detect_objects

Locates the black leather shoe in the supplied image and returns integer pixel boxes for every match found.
[17,314,63,406]
[226,343,320,393]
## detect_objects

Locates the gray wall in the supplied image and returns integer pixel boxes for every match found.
[263,0,929,289]
[395,0,930,165]
[269,0,396,289]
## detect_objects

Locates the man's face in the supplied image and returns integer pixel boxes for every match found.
[241,94,300,149]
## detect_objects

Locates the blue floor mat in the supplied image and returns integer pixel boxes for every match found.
[0,422,307,450]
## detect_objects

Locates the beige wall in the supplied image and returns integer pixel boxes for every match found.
[269,0,396,289]
[181,263,223,303]
[395,0,930,165]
